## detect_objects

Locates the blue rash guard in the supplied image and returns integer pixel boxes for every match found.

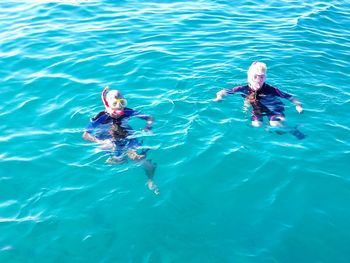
[225,83,294,121]
[85,107,150,156]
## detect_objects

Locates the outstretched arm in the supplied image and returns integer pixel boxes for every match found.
[275,87,303,114]
[131,109,153,131]
[213,86,241,102]
[213,89,228,102]
[82,131,99,143]
[291,97,303,113]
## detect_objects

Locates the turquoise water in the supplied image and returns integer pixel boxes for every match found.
[1,0,350,262]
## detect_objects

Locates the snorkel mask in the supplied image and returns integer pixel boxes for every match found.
[101,86,127,117]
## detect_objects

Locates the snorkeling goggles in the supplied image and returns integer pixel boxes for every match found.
[110,98,127,108]
[101,86,127,116]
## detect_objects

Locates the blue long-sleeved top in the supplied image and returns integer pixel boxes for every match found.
[225,83,294,115]
[85,107,150,140]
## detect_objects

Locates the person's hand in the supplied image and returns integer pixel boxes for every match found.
[296,104,303,114]
[143,120,153,132]
[213,90,227,102]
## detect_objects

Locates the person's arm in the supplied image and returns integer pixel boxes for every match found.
[291,97,303,113]
[214,86,241,101]
[213,89,228,101]
[129,108,153,131]
[82,131,100,143]
[83,131,114,150]
[275,87,303,114]
[82,112,109,143]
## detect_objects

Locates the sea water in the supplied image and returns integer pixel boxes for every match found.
[1,0,350,262]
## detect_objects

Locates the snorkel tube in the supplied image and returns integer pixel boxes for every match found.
[101,86,109,109]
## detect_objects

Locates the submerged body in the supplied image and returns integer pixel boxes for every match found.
[214,62,305,139]
[85,109,147,161]
[225,83,295,124]
[83,86,159,194]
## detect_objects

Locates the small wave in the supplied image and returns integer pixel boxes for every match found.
[0,213,44,223]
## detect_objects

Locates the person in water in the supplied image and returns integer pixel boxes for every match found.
[83,86,159,194]
[214,61,305,138]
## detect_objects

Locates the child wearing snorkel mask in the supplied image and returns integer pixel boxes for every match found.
[83,86,159,194]
[214,62,305,139]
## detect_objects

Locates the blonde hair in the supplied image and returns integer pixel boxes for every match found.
[247,61,267,84]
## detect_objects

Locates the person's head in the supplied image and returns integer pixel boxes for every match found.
[247,61,267,91]
[103,89,127,117]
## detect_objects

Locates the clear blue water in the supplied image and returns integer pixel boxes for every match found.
[1,0,350,262]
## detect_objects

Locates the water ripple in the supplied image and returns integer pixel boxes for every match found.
[1,0,350,261]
